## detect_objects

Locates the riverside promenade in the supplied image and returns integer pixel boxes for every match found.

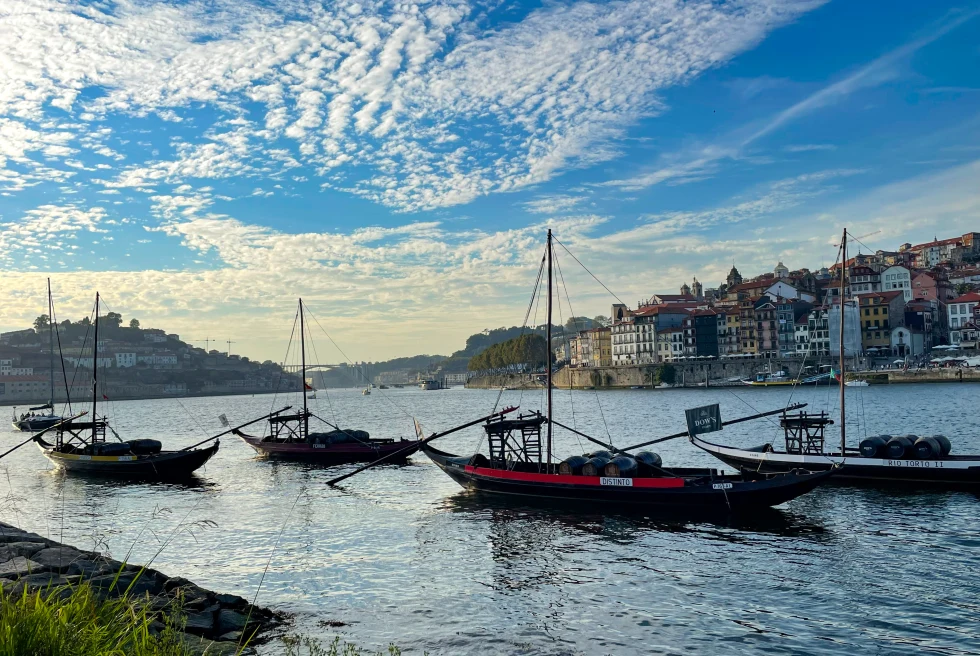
[0,521,284,655]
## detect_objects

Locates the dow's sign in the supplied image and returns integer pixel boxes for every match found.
[685,404,723,436]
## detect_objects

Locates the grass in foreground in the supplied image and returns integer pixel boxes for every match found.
[283,636,403,656]
[0,581,191,656]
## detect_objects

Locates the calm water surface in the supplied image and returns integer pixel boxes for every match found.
[2,384,979,655]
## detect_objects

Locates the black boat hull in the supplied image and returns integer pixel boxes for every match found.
[239,434,420,465]
[422,445,832,511]
[690,435,980,488]
[35,439,219,479]
[12,416,63,432]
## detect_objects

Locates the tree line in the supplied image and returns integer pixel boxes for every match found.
[467,334,550,373]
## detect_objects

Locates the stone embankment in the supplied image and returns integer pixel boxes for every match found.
[465,374,545,389]
[852,368,980,384]
[0,521,284,655]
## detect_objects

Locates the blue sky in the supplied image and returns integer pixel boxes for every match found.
[1,0,979,361]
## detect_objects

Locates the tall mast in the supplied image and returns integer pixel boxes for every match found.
[546,229,553,471]
[92,292,100,442]
[299,298,308,439]
[47,279,54,408]
[839,230,846,454]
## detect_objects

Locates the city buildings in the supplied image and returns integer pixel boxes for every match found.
[563,230,979,367]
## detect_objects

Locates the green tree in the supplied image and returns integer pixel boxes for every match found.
[104,312,123,329]
[33,314,50,331]
[654,364,676,385]
[79,317,91,327]
[129,318,140,329]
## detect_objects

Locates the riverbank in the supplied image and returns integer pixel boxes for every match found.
[0,521,285,655]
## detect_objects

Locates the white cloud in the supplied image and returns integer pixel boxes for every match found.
[522,195,587,214]
[0,0,823,210]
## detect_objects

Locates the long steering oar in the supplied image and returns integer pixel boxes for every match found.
[0,411,88,461]
[327,406,519,487]
[619,402,807,452]
[179,406,293,452]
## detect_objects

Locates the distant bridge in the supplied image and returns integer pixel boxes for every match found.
[280,364,346,372]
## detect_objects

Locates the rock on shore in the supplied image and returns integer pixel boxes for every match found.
[0,521,285,655]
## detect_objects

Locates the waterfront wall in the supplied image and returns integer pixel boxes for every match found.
[854,369,980,384]
[465,374,545,389]
[469,358,837,390]
[552,359,810,389]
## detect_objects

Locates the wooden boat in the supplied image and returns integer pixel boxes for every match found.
[692,230,980,488]
[421,231,832,512]
[234,299,421,465]
[423,442,831,511]
[33,293,220,479]
[12,280,64,432]
[35,425,219,479]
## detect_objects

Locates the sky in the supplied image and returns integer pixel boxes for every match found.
[1,0,979,363]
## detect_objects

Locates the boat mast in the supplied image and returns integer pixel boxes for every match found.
[47,278,54,409]
[299,298,308,439]
[546,229,553,471]
[92,292,99,443]
[839,230,846,454]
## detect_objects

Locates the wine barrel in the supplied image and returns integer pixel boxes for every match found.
[932,435,952,457]
[86,442,132,456]
[885,436,914,459]
[603,456,638,478]
[581,456,611,477]
[558,455,590,476]
[125,439,162,455]
[859,435,887,458]
[586,450,614,460]
[913,437,942,460]
[634,451,663,472]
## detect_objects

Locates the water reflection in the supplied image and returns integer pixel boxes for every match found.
[439,492,827,543]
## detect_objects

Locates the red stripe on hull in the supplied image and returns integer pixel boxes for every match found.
[464,466,685,488]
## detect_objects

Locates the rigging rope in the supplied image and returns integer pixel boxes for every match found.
[552,236,628,307]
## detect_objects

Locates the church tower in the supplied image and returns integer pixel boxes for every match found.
[727,264,742,288]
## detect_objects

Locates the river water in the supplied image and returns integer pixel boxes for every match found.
[2,383,979,655]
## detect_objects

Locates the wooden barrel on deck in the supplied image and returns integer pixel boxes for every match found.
[603,456,637,478]
[932,435,952,456]
[581,456,611,477]
[558,455,589,476]
[913,437,942,460]
[885,435,914,459]
[859,435,887,458]
[634,451,663,473]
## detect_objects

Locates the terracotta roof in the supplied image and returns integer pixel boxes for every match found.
[635,304,693,317]
[860,291,904,302]
[650,293,696,301]
[950,292,980,304]
[910,237,962,250]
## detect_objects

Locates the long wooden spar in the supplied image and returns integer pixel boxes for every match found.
[327,406,519,487]
[550,403,807,456]
[179,406,293,452]
[620,402,807,452]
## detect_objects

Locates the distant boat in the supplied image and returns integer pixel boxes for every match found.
[12,279,64,432]
[379,384,390,389]
[630,385,645,390]
[234,299,420,465]
[34,292,219,479]
[844,380,869,387]
[418,379,440,390]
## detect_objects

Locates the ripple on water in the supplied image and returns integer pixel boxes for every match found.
[1,385,979,655]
